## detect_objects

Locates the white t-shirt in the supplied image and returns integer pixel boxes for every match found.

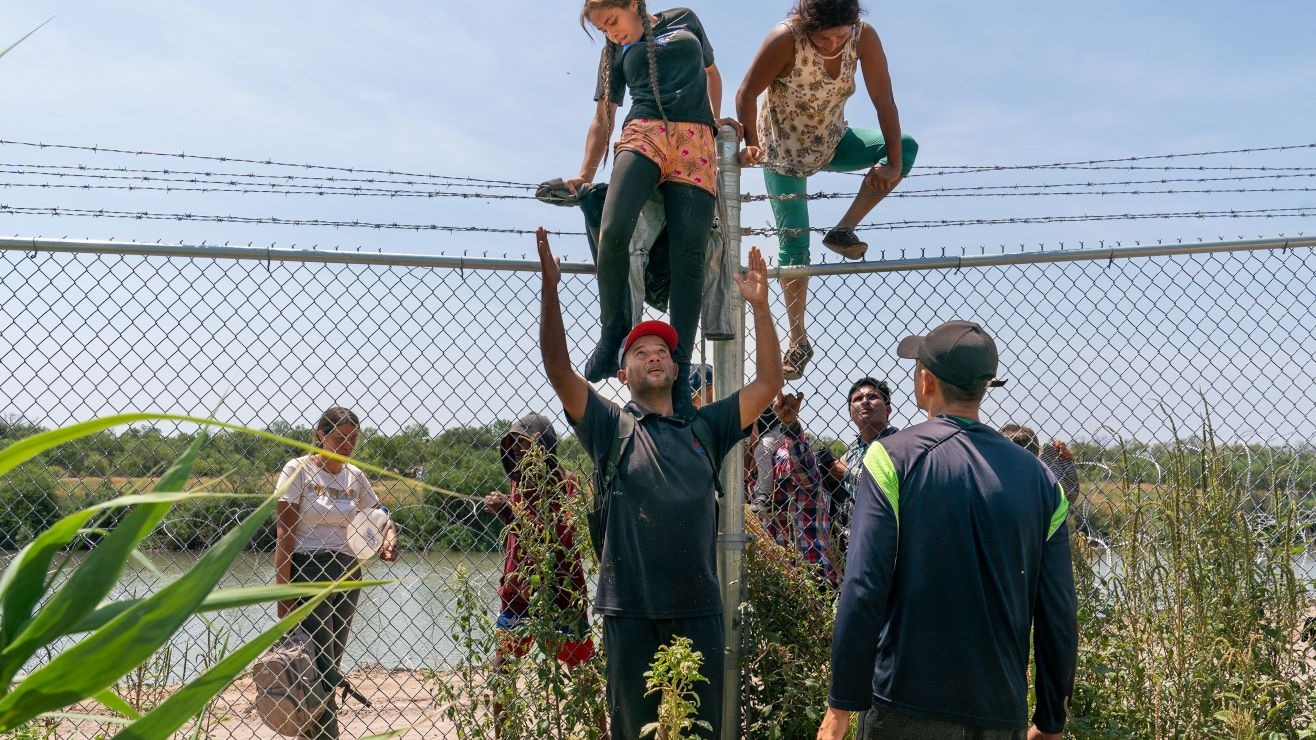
[277,455,380,555]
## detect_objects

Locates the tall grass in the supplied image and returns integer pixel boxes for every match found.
[1069,407,1316,738]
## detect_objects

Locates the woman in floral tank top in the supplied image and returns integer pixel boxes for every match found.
[735,0,918,380]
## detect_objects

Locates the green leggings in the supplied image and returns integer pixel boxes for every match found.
[763,128,918,266]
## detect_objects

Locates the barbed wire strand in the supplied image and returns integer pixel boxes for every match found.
[9,179,1316,202]
[4,203,1313,236]
[0,162,535,191]
[0,138,538,189]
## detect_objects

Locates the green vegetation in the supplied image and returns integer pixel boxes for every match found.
[641,636,710,740]
[432,442,607,738]
[1068,412,1316,738]
[0,416,595,553]
[740,504,838,739]
[0,414,385,735]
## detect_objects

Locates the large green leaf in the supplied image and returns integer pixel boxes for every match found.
[67,582,383,636]
[0,485,282,728]
[0,435,206,684]
[0,412,466,503]
[0,17,52,60]
[0,491,248,650]
[111,578,376,739]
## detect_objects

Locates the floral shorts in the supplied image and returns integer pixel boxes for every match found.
[615,118,717,197]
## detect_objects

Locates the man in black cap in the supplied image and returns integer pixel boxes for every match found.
[535,228,783,739]
[817,320,1077,740]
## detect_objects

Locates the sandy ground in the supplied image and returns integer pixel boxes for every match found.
[49,668,475,740]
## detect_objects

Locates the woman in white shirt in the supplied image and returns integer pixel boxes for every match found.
[274,406,396,740]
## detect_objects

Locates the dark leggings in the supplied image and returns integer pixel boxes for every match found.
[291,550,362,740]
[596,150,715,367]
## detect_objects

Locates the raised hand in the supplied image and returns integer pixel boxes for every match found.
[537,227,561,289]
[733,245,770,308]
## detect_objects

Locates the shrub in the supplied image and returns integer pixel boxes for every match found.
[0,467,60,550]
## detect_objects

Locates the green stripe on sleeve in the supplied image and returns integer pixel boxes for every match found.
[863,442,901,523]
[1048,484,1070,540]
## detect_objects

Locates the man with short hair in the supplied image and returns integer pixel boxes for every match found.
[818,320,1077,740]
[536,228,783,739]
[830,377,899,560]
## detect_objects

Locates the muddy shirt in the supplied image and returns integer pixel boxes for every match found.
[571,387,744,618]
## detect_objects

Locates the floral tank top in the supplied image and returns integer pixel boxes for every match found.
[756,20,863,179]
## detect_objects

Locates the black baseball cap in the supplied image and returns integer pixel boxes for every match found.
[897,320,1008,390]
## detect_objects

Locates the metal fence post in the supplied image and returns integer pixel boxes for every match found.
[715,124,746,740]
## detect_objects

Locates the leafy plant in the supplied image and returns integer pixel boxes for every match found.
[740,504,836,738]
[641,636,710,740]
[0,413,391,735]
[1068,404,1316,738]
[432,442,606,738]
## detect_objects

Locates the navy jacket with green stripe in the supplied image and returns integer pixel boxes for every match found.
[829,415,1077,733]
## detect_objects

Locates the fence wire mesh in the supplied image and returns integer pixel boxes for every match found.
[1,239,1314,737]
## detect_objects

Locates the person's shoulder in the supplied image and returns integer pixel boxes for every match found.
[281,455,312,474]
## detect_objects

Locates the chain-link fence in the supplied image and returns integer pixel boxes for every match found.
[1,234,1314,737]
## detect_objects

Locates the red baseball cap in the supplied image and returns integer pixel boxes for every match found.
[618,320,679,363]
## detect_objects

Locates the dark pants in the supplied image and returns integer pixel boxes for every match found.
[291,550,362,740]
[596,150,715,369]
[858,703,1026,740]
[602,614,723,740]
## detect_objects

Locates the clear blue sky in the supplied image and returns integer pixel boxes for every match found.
[4,0,1314,259]
[3,1,1315,445]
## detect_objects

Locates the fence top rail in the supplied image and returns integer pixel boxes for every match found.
[0,235,1311,275]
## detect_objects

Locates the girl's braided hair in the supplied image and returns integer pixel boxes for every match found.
[581,0,669,145]
[792,0,865,34]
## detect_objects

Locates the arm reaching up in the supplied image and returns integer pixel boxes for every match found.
[537,227,590,422]
[735,246,785,429]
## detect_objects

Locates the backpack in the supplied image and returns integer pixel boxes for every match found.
[588,410,725,559]
[252,626,330,737]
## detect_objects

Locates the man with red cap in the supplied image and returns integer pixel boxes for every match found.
[534,227,783,740]
[818,320,1077,740]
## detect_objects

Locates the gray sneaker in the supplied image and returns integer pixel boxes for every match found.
[782,340,814,381]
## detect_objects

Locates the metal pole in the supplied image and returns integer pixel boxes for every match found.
[714,125,746,740]
[2,235,1312,274]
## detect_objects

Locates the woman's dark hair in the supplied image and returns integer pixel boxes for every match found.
[315,406,360,437]
[581,0,668,163]
[792,0,865,34]
[1001,423,1041,457]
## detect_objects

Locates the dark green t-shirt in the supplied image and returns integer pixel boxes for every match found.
[594,7,716,129]
[571,387,745,618]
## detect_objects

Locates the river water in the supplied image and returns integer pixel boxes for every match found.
[37,550,506,684]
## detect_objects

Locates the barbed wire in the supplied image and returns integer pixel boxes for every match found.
[14,165,1316,197]
[7,139,1313,193]
[4,202,1312,236]
[10,165,1316,204]
[8,179,1316,202]
[0,139,538,188]
[900,142,1316,176]
[0,178,538,201]
[0,162,536,191]
[743,171,1316,202]
[910,164,1316,176]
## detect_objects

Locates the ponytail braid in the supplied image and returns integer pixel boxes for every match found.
[635,0,669,125]
[596,39,619,164]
